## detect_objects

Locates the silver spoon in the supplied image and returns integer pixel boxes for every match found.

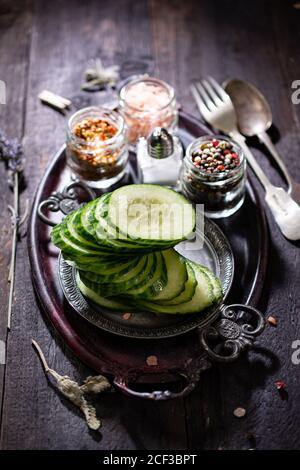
[224,78,300,206]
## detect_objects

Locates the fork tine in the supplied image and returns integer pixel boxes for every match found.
[195,82,216,111]
[190,84,210,119]
[201,79,223,106]
[207,76,230,101]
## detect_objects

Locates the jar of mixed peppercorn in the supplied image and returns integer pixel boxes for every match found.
[66,106,128,188]
[180,135,246,218]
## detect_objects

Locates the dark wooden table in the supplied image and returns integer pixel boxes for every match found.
[0,0,299,450]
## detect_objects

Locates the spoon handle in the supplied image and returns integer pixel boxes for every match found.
[230,131,272,189]
[257,131,293,190]
[231,131,300,240]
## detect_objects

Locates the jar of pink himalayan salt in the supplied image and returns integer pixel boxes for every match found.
[119,76,178,146]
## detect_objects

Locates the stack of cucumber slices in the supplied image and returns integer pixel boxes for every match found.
[51,184,223,314]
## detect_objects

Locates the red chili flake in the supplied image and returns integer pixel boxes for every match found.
[223,149,231,155]
[212,139,220,147]
[267,316,278,327]
[217,164,225,171]
[146,355,158,366]
[122,313,131,320]
[231,152,238,159]
[275,380,286,390]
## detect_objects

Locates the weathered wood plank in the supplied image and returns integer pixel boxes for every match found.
[0,0,33,425]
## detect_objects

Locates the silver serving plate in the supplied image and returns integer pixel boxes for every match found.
[58,217,234,339]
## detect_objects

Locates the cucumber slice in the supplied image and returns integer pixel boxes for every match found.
[52,223,111,258]
[77,273,132,311]
[200,266,223,302]
[135,265,215,314]
[65,255,136,275]
[125,252,166,298]
[98,193,181,247]
[80,254,152,296]
[64,211,103,251]
[149,249,188,301]
[77,199,98,242]
[71,209,109,249]
[94,194,173,252]
[107,184,195,242]
[157,261,197,305]
[82,254,148,284]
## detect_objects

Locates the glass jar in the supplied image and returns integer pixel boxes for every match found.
[66,106,128,188]
[119,76,178,146]
[180,135,246,218]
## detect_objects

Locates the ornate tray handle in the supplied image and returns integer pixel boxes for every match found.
[38,180,96,226]
[200,303,265,362]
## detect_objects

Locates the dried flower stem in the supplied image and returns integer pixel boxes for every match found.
[7,173,28,330]
[32,339,111,431]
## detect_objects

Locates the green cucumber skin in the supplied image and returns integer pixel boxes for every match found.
[52,226,117,258]
[82,255,147,284]
[134,265,215,315]
[79,253,156,296]
[79,273,131,297]
[77,273,133,311]
[63,212,101,251]
[77,199,98,242]
[156,261,197,305]
[200,266,223,302]
[124,252,167,299]
[149,249,188,302]
[79,253,155,296]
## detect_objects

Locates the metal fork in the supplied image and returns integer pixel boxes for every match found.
[191,77,300,241]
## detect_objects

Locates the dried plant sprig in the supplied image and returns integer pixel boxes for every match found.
[0,130,24,185]
[32,339,111,431]
[81,58,120,91]
[0,129,28,331]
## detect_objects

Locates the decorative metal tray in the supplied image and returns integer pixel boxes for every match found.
[28,112,268,400]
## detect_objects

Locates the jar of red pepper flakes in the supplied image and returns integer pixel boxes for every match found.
[180,135,246,218]
[66,106,128,188]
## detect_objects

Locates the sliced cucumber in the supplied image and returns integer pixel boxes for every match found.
[149,249,188,301]
[77,199,98,242]
[200,266,223,302]
[82,254,148,284]
[77,273,132,311]
[135,266,215,314]
[125,252,166,298]
[64,211,103,251]
[107,184,195,242]
[64,254,136,274]
[79,254,153,296]
[98,193,181,248]
[157,261,197,305]
[94,194,172,252]
[52,224,112,258]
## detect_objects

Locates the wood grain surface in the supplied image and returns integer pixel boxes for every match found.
[0,0,300,450]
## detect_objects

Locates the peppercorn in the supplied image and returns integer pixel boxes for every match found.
[191,138,240,174]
